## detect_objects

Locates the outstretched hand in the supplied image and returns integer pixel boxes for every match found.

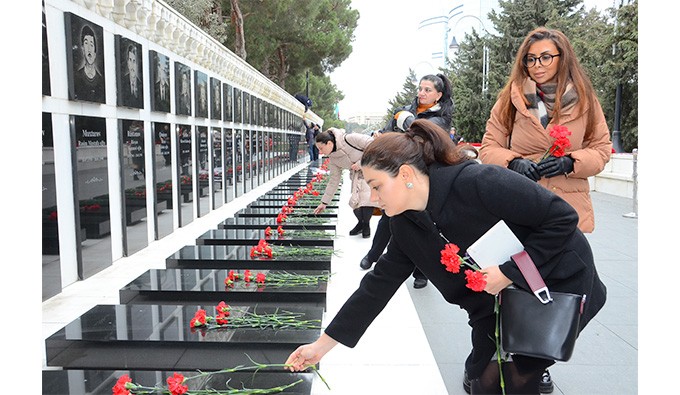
[313,203,326,215]
[285,344,323,372]
[285,334,338,372]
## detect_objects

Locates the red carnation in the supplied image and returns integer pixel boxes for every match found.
[167,373,188,395]
[464,269,487,292]
[112,374,132,395]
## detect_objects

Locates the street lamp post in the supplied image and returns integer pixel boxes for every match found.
[447,14,490,94]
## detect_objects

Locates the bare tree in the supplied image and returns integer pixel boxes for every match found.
[230,0,246,60]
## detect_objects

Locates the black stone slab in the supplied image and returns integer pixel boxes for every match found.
[45,303,323,371]
[119,268,328,308]
[257,195,340,205]
[235,207,337,219]
[166,245,332,271]
[247,202,339,210]
[219,217,337,231]
[43,369,314,395]
[196,229,335,247]
[262,189,338,197]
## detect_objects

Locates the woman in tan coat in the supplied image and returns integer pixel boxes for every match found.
[479,27,612,392]
[313,128,378,238]
[480,27,612,234]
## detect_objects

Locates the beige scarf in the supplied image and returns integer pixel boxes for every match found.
[522,78,578,128]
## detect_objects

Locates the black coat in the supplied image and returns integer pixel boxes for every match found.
[324,161,607,377]
[384,96,451,132]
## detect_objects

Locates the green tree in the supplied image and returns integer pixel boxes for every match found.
[167,0,357,127]
[225,0,358,89]
[438,0,637,150]
[286,72,345,129]
[381,70,419,128]
[166,0,229,44]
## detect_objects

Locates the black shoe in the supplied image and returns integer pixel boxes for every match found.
[349,221,363,236]
[540,369,554,393]
[413,278,428,289]
[359,256,372,270]
[362,224,371,238]
[463,370,471,394]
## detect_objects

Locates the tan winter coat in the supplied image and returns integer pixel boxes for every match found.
[320,129,379,209]
[480,81,612,232]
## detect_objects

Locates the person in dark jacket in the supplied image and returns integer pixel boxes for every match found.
[286,119,606,394]
[361,73,454,290]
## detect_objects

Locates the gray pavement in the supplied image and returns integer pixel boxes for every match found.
[407,191,638,394]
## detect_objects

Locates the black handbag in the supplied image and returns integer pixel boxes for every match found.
[499,251,586,361]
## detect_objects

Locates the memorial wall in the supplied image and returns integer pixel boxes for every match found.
[42,0,323,300]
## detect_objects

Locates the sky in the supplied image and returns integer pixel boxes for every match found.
[330,0,620,120]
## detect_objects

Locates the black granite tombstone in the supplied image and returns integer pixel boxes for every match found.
[45,303,323,371]
[219,217,336,231]
[119,268,328,308]
[166,245,333,271]
[43,369,315,395]
[196,229,335,247]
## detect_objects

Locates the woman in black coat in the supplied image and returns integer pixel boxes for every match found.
[286,119,606,394]
[361,73,455,290]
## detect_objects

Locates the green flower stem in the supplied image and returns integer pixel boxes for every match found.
[283,230,336,238]
[204,309,322,330]
[262,272,332,286]
[281,217,332,224]
[271,246,338,257]
[494,295,506,395]
[126,355,331,394]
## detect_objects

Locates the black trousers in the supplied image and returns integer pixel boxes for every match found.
[366,212,426,280]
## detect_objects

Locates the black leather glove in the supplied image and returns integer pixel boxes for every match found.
[537,156,574,178]
[508,158,541,182]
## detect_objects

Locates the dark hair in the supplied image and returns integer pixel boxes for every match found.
[496,27,596,133]
[81,25,96,50]
[315,129,337,152]
[361,119,471,177]
[420,73,453,120]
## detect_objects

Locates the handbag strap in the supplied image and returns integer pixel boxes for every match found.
[511,251,553,304]
[343,135,363,152]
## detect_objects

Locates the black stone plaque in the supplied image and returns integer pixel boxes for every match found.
[166,245,332,271]
[196,229,335,247]
[45,303,323,371]
[43,369,314,395]
[235,207,337,220]
[119,268,328,308]
[65,13,106,103]
[219,217,336,231]
[248,201,338,210]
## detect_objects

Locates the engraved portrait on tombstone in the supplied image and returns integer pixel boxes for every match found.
[150,51,171,113]
[65,13,106,103]
[115,36,144,109]
[42,1,51,96]
[210,77,222,120]
[175,62,192,116]
[195,71,208,118]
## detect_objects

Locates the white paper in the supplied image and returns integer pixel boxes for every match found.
[466,220,524,269]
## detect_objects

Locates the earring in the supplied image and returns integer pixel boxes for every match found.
[406,182,414,189]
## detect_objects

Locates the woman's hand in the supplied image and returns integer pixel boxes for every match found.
[482,265,513,295]
[313,203,326,215]
[285,334,338,372]
[350,163,361,171]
